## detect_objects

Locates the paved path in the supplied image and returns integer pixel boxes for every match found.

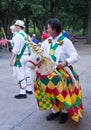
[0,42,91,130]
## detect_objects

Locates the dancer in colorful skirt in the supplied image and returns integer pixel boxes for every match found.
[34,18,83,123]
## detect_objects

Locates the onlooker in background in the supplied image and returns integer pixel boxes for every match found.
[70,34,78,44]
[0,37,7,49]
[63,30,70,39]
[32,33,39,44]
[41,32,49,42]
[7,25,17,51]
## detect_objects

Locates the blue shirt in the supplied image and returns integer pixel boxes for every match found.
[32,39,39,44]
[63,32,70,39]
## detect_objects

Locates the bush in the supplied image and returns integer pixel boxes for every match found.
[0,32,4,38]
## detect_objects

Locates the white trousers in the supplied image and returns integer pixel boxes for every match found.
[13,55,34,94]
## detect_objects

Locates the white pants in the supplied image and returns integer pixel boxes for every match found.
[13,55,34,94]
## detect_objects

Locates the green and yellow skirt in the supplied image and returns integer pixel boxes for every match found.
[34,67,83,122]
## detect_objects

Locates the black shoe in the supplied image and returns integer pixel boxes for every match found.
[59,112,68,124]
[26,90,33,94]
[15,94,27,99]
[46,112,60,121]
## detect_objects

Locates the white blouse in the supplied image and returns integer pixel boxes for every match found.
[41,33,79,65]
[12,31,29,55]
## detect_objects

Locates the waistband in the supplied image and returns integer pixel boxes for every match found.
[68,65,73,70]
[23,53,31,56]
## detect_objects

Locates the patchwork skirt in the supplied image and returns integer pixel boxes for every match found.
[34,67,83,122]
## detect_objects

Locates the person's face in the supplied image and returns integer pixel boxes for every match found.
[10,29,14,34]
[10,29,16,34]
[47,24,55,37]
[15,25,20,32]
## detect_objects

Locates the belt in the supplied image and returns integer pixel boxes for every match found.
[68,65,73,70]
[24,53,31,56]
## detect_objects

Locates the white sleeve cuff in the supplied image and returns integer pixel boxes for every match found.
[66,53,79,64]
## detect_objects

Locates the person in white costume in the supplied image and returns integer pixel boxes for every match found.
[9,20,33,99]
[10,25,16,34]
[7,25,17,47]
[41,18,83,123]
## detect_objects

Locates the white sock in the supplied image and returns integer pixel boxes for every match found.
[62,109,68,113]
[51,108,60,113]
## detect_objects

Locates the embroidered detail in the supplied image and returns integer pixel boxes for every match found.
[48,39,52,44]
[48,35,65,62]
[16,58,20,62]
[58,40,64,45]
[49,49,54,55]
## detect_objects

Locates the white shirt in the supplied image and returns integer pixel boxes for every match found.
[12,30,29,55]
[41,33,79,65]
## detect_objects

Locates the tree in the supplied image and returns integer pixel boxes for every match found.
[87,0,91,44]
[0,0,90,42]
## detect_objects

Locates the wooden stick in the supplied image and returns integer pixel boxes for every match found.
[1,27,9,52]
[1,27,7,39]
[43,26,46,32]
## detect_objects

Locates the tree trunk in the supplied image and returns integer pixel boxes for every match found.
[7,1,13,38]
[25,17,29,34]
[87,0,91,44]
[50,0,54,17]
[83,17,87,35]
[54,0,60,18]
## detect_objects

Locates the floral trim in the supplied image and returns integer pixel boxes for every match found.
[57,40,64,45]
[48,39,52,44]
[48,38,64,45]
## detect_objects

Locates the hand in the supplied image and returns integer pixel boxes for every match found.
[56,61,67,70]
[9,53,16,67]
[9,60,13,67]
[6,39,10,42]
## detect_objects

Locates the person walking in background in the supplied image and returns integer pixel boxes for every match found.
[41,32,49,42]
[7,25,17,51]
[37,32,49,46]
[63,30,70,39]
[40,18,83,123]
[9,20,33,99]
[32,33,39,44]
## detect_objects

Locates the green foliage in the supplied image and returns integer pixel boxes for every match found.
[0,32,3,37]
[29,27,40,36]
[0,0,88,37]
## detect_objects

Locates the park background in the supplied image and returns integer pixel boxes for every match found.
[0,0,91,44]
